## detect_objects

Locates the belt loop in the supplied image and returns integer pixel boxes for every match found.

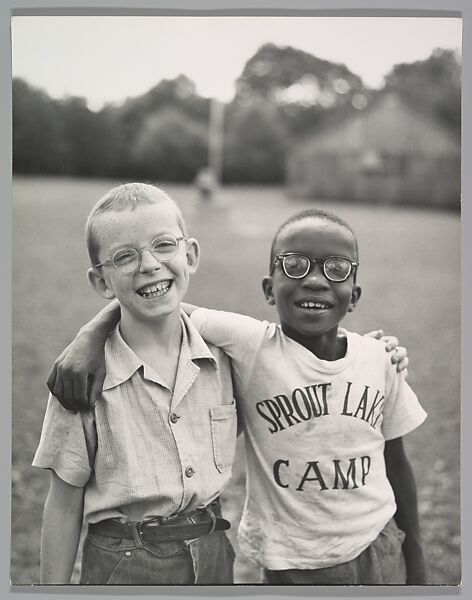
[206,506,217,534]
[132,521,145,548]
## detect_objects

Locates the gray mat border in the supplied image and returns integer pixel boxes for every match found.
[2,1,467,598]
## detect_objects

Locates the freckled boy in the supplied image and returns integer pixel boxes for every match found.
[33,184,237,584]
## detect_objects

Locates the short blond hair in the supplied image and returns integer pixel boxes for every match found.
[86,183,187,266]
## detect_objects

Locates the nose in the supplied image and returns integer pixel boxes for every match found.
[139,249,162,273]
[301,263,330,288]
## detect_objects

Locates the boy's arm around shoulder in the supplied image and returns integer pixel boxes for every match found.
[47,299,121,412]
[185,306,271,406]
[187,306,270,394]
[187,305,269,353]
[40,471,85,584]
[384,437,427,584]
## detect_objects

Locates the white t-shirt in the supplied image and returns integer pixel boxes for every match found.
[191,308,427,570]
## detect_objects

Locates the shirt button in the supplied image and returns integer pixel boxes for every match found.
[170,413,179,424]
[185,466,195,478]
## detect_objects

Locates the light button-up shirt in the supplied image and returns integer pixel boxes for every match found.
[33,311,237,524]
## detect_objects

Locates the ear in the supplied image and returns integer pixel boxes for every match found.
[262,276,275,305]
[87,267,116,300]
[185,237,200,274]
[348,284,362,312]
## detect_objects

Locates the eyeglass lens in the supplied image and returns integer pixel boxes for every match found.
[282,255,352,281]
[113,235,181,273]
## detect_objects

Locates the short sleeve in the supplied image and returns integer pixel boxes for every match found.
[191,308,269,394]
[381,369,427,440]
[32,394,96,487]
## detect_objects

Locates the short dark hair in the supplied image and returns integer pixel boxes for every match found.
[269,208,359,270]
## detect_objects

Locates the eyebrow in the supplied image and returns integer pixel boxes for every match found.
[108,231,183,253]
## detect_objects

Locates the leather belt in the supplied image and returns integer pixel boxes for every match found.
[88,500,230,543]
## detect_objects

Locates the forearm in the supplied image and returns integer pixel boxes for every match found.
[78,299,121,342]
[385,439,426,583]
[40,475,84,584]
[392,465,425,580]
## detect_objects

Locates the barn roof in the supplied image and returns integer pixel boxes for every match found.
[293,89,460,150]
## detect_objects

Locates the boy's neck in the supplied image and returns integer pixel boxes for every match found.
[119,306,182,356]
[282,325,347,361]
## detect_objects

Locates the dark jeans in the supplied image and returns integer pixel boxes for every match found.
[80,527,235,585]
[264,518,406,585]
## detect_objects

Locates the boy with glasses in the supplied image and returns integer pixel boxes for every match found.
[46,206,421,585]
[33,183,237,584]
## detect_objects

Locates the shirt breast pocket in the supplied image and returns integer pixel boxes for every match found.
[209,403,237,473]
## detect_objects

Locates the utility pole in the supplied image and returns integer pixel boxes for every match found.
[209,97,225,185]
[196,97,225,202]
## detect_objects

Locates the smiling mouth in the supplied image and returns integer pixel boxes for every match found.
[296,300,332,310]
[136,280,173,299]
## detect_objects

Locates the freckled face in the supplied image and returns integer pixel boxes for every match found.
[266,218,361,341]
[92,203,197,322]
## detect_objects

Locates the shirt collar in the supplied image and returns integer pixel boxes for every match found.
[180,310,218,364]
[103,310,217,391]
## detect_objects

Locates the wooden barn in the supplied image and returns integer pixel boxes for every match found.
[286,92,461,209]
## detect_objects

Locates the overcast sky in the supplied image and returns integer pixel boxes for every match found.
[11,16,462,111]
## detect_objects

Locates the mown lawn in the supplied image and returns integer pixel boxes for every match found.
[11,176,461,585]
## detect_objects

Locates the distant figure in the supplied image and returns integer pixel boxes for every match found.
[195,167,217,202]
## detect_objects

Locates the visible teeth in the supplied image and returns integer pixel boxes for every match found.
[300,301,329,309]
[138,281,171,298]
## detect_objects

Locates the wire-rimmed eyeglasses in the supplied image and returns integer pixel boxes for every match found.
[94,235,187,275]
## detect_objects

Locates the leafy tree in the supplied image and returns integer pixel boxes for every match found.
[12,78,65,174]
[105,75,212,179]
[58,97,123,177]
[117,75,210,137]
[13,78,127,177]
[223,101,289,183]
[92,105,131,177]
[130,106,208,181]
[384,48,461,131]
[12,76,212,181]
[234,43,366,135]
[222,43,369,181]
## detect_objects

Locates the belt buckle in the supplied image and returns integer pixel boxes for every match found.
[138,516,162,538]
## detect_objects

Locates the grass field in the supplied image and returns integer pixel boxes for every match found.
[11,176,461,585]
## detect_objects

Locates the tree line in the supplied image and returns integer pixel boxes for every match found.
[13,45,461,184]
